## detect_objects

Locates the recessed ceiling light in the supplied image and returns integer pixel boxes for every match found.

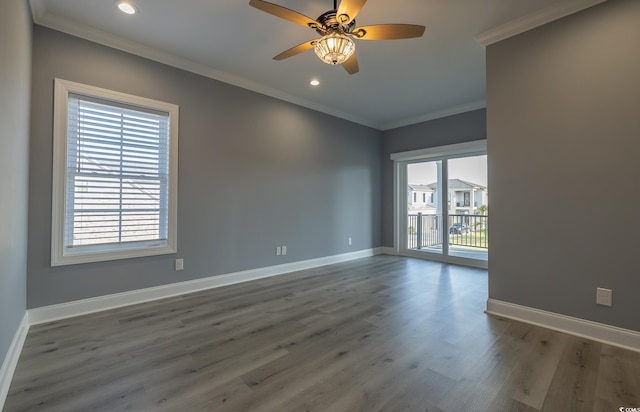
[310,79,320,86]
[117,1,137,15]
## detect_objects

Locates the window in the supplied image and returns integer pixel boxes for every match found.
[52,79,179,266]
[423,193,426,202]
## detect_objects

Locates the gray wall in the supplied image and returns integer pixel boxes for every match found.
[0,0,31,360]
[28,26,382,308]
[487,0,640,331]
[381,110,487,247]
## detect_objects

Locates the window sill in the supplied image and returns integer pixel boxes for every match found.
[51,243,176,267]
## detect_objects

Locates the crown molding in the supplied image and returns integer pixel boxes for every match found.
[29,0,46,21]
[381,100,486,131]
[29,0,488,131]
[475,0,607,47]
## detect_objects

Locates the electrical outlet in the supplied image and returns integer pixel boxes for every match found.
[175,258,184,271]
[348,237,352,246]
[281,246,287,255]
[596,287,612,307]
[276,246,281,256]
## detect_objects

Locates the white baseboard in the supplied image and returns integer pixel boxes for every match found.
[380,247,396,255]
[486,299,640,353]
[0,313,29,411]
[28,248,383,325]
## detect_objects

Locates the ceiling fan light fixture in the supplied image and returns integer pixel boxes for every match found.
[313,32,355,65]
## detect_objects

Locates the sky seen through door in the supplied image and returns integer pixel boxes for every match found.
[408,155,487,187]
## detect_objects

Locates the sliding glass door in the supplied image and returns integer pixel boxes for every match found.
[394,142,488,268]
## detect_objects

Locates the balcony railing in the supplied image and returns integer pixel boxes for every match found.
[408,213,488,250]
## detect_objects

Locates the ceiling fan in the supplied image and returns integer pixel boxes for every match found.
[249,0,425,74]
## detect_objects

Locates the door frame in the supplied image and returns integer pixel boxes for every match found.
[392,140,487,269]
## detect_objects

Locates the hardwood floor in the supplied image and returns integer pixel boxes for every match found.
[5,256,640,411]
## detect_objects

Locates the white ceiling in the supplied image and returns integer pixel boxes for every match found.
[30,0,604,130]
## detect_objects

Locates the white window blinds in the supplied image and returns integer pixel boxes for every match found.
[65,94,170,250]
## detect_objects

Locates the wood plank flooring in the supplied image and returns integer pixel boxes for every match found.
[4,256,640,411]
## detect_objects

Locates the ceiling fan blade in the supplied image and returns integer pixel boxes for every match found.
[342,52,359,75]
[352,24,425,40]
[249,0,318,29]
[273,40,316,60]
[336,0,367,25]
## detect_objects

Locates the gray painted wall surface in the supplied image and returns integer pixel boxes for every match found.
[28,26,382,308]
[487,0,640,331]
[0,0,31,360]
[381,110,486,247]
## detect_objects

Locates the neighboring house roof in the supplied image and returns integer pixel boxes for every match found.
[408,184,434,192]
[425,178,487,191]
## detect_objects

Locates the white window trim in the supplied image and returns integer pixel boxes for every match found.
[390,140,487,162]
[51,78,179,266]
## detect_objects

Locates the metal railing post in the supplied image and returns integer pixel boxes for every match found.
[417,212,422,249]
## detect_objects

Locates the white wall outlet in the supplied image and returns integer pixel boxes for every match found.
[348,237,352,246]
[175,258,184,271]
[281,246,287,255]
[276,246,281,256]
[596,287,612,307]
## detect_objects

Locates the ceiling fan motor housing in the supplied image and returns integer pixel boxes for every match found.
[314,10,356,35]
